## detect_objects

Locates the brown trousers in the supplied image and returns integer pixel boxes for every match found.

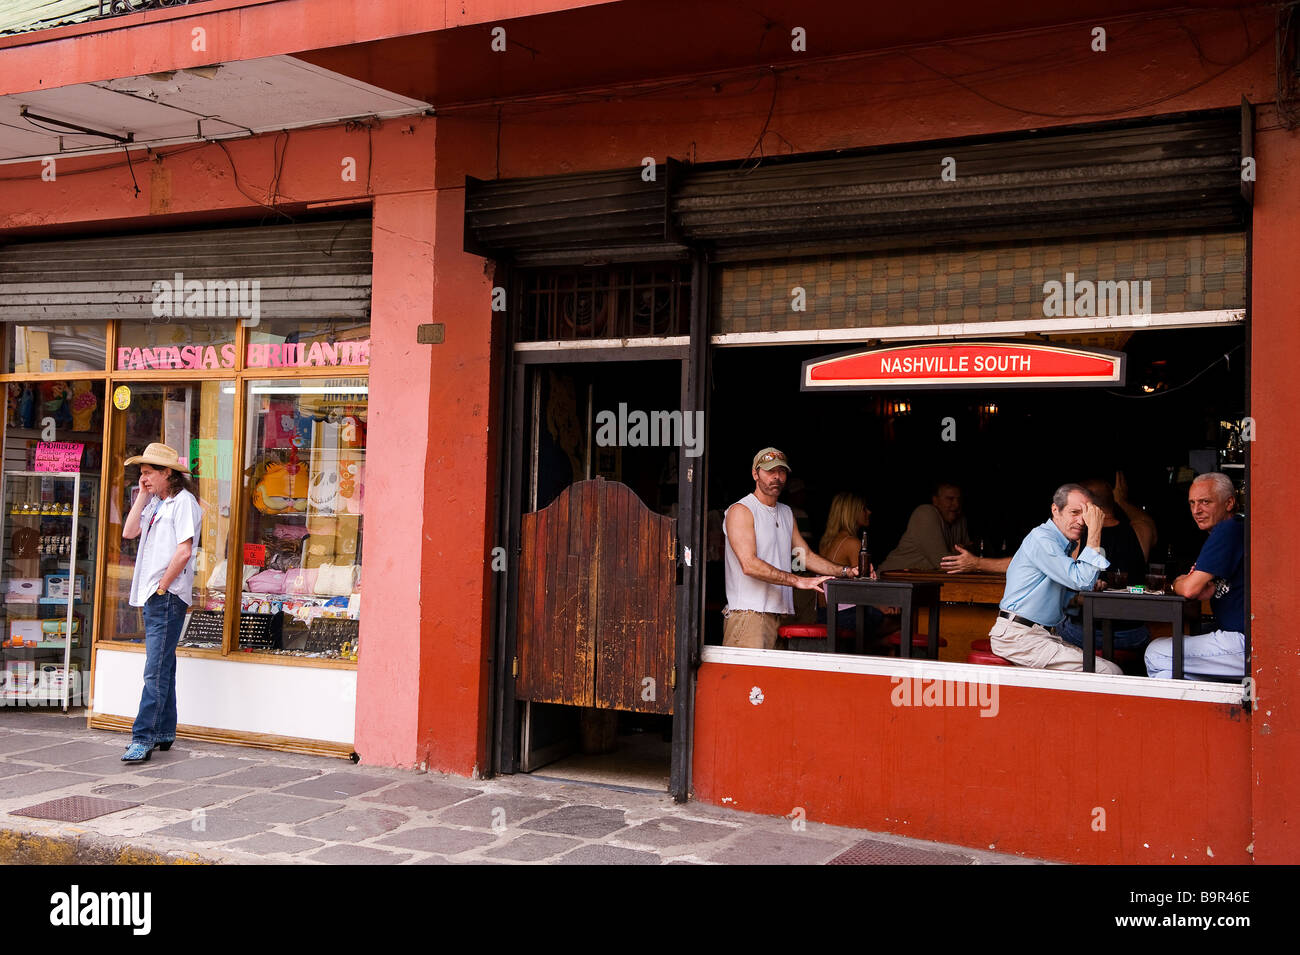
[722,610,786,650]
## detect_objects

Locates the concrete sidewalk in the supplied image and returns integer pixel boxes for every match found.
[0,709,1040,865]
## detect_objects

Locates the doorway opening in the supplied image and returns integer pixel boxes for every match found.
[509,357,687,792]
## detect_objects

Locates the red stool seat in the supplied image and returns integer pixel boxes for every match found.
[967,649,1014,666]
[975,637,1137,667]
[777,623,855,654]
[777,624,856,639]
[779,624,825,638]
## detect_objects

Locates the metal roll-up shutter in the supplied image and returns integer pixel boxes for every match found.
[676,110,1247,261]
[465,163,689,266]
[0,218,372,323]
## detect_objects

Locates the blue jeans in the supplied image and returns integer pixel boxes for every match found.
[1058,614,1150,651]
[1145,629,1246,680]
[132,591,186,745]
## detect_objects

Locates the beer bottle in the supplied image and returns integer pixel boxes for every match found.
[858,530,871,579]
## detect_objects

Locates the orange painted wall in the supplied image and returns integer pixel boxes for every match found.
[1244,126,1300,864]
[692,663,1253,864]
[0,0,617,95]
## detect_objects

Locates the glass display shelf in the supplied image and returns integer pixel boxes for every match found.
[0,470,97,709]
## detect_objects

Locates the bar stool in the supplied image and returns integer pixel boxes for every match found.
[973,638,1140,671]
[778,623,854,653]
[967,648,1014,666]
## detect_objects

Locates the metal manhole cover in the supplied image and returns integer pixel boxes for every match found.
[12,795,140,822]
[828,837,974,865]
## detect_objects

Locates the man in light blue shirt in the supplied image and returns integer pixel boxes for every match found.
[988,484,1123,674]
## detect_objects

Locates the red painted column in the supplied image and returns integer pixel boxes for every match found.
[354,116,497,775]
[412,180,497,775]
[1246,125,1300,864]
[352,190,438,769]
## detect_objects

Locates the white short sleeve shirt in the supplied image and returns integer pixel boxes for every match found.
[129,488,202,608]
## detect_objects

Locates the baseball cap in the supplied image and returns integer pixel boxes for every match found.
[752,447,791,472]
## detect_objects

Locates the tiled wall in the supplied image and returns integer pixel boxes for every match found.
[714,232,1246,334]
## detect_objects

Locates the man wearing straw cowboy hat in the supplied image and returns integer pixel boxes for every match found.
[120,443,202,763]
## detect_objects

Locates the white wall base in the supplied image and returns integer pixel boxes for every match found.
[92,648,356,744]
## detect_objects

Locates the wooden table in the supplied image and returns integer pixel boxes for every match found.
[1078,589,1201,678]
[825,579,942,659]
[881,571,1005,662]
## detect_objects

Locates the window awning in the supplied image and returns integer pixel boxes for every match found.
[0,54,430,165]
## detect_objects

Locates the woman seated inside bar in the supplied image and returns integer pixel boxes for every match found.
[816,492,890,635]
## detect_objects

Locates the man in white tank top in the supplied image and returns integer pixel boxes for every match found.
[722,447,859,649]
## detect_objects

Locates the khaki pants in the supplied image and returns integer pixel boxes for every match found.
[989,615,1123,675]
[723,610,786,650]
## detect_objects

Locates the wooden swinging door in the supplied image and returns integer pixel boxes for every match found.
[516,477,676,714]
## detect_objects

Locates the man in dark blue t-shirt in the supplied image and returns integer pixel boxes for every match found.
[1145,472,1246,679]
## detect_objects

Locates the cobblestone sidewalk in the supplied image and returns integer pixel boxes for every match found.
[0,710,1038,865]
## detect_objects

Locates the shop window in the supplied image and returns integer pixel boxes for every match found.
[116,320,238,372]
[517,266,691,342]
[7,324,107,373]
[238,378,366,660]
[0,381,106,705]
[102,382,235,647]
[248,319,370,369]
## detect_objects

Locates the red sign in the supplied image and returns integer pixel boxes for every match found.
[243,544,267,566]
[802,341,1125,391]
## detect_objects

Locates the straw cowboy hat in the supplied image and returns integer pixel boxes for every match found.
[124,442,190,473]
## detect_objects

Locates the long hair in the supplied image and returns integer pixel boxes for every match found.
[164,467,198,499]
[820,492,866,556]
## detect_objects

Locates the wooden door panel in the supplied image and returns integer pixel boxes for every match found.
[594,481,676,714]
[517,478,674,713]
[516,483,596,706]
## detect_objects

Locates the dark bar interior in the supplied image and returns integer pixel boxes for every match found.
[708,324,1246,601]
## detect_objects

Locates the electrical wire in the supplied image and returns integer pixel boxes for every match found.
[121,144,140,197]
[901,28,1270,121]
[735,69,780,174]
[214,138,294,220]
[1105,342,1244,399]
[268,129,289,208]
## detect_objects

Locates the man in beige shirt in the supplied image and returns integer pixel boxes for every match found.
[879,483,970,572]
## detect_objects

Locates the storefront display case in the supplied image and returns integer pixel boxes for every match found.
[1,232,372,755]
[232,378,366,661]
[0,470,96,708]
